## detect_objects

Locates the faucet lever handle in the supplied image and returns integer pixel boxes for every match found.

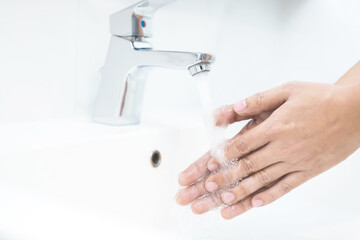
[110,0,175,39]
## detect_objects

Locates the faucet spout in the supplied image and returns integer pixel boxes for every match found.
[93,36,214,125]
[133,48,214,71]
[93,1,215,125]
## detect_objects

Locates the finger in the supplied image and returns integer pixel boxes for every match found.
[250,171,306,207]
[235,111,272,137]
[220,163,288,205]
[199,176,282,218]
[213,105,250,126]
[191,192,223,215]
[206,120,256,172]
[192,153,281,214]
[220,180,280,220]
[205,145,276,192]
[176,178,208,206]
[178,152,211,186]
[233,83,291,117]
[207,112,272,172]
[225,119,272,161]
[221,197,253,220]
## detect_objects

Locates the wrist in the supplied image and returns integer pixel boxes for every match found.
[342,84,360,109]
[334,61,360,86]
[337,84,360,147]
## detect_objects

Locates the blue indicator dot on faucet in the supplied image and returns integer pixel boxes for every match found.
[141,20,146,28]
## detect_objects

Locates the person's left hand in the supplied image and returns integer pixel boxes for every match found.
[176,81,360,219]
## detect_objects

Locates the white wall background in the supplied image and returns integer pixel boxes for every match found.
[0,0,359,124]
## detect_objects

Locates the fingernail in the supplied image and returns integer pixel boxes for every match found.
[223,192,235,204]
[234,99,247,112]
[208,163,219,172]
[206,181,219,192]
[252,199,264,207]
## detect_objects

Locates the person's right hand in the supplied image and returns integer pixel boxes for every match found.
[177,81,360,219]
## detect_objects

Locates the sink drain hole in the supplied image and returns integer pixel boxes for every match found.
[151,150,161,168]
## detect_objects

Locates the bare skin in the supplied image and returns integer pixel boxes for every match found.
[176,61,360,220]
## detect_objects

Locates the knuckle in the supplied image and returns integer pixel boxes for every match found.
[195,180,206,195]
[236,201,246,212]
[257,170,272,185]
[268,191,277,202]
[279,181,293,194]
[254,91,265,107]
[209,192,223,205]
[235,184,248,199]
[214,174,226,187]
[240,157,256,176]
[193,161,202,173]
[224,169,237,185]
[234,137,251,156]
[268,119,286,136]
[283,81,299,93]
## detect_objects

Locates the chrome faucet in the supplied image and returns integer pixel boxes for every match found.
[93,0,215,125]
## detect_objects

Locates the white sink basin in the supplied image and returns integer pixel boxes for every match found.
[0,119,359,239]
[0,119,211,239]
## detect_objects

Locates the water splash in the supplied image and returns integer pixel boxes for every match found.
[193,72,228,165]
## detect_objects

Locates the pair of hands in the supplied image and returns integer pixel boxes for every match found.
[176,80,360,220]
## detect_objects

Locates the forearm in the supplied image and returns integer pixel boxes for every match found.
[335,62,360,141]
[336,61,360,125]
[335,61,360,86]
[338,76,360,151]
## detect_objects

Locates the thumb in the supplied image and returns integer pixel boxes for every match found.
[234,83,292,116]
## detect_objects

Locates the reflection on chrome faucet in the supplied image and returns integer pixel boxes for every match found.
[93,0,215,125]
